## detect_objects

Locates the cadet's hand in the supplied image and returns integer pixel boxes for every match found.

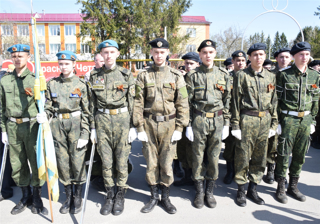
[171,130,182,142]
[268,129,276,138]
[186,127,194,142]
[90,129,97,144]
[36,112,47,124]
[77,139,88,148]
[138,131,148,142]
[128,128,138,143]
[1,132,8,145]
[221,126,229,140]
[231,130,241,140]
[276,124,282,135]
[310,124,316,135]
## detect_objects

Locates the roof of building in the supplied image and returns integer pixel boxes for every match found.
[180,16,211,24]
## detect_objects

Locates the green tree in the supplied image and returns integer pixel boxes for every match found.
[294,26,320,58]
[271,31,281,57]
[314,5,320,18]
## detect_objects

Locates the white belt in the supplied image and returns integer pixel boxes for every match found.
[281,110,311,117]
[55,111,81,119]
[98,107,128,115]
[10,117,36,124]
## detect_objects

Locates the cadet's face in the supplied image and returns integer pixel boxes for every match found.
[94,54,105,69]
[11,52,30,69]
[151,48,169,66]
[101,47,120,66]
[226,64,234,71]
[276,52,291,69]
[184,59,199,72]
[293,51,310,67]
[199,47,216,66]
[248,50,266,68]
[232,57,246,71]
[312,64,320,72]
[58,60,75,75]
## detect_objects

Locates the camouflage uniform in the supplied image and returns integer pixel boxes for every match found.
[231,66,278,185]
[275,65,320,178]
[133,65,189,187]
[0,68,44,187]
[89,65,135,189]
[44,74,90,186]
[185,65,231,181]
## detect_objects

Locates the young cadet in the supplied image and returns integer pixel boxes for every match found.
[185,40,231,209]
[39,51,90,214]
[89,40,136,216]
[133,38,189,214]
[231,43,278,207]
[174,52,201,187]
[223,57,234,72]
[275,42,319,204]
[308,60,320,72]
[0,44,46,215]
[223,50,247,185]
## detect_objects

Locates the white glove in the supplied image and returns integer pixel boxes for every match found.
[171,130,182,142]
[221,126,229,140]
[2,132,8,145]
[77,139,88,148]
[90,129,97,144]
[268,129,276,138]
[138,131,148,142]
[310,124,316,134]
[128,128,138,143]
[36,112,47,124]
[186,127,194,142]
[276,124,282,135]
[231,130,241,140]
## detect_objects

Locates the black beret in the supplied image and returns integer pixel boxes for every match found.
[290,42,311,56]
[197,39,216,52]
[274,47,291,58]
[263,59,273,66]
[224,57,233,66]
[309,60,320,68]
[182,52,201,63]
[247,43,266,55]
[232,50,246,59]
[149,38,169,49]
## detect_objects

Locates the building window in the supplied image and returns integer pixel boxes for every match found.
[81,44,91,53]
[65,25,76,36]
[49,25,60,36]
[37,25,45,36]
[50,44,60,54]
[1,25,13,36]
[17,25,29,36]
[186,45,196,52]
[135,44,142,54]
[136,61,143,70]
[66,43,76,53]
[187,28,196,38]
[39,44,46,54]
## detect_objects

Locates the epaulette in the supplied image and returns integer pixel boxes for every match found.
[279,66,291,72]
[118,66,131,76]
[138,69,147,75]
[219,67,229,75]
[78,77,86,85]
[186,69,197,76]
[170,67,182,76]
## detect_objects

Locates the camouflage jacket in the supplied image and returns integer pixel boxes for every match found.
[44,74,91,140]
[133,65,189,132]
[0,68,38,132]
[231,65,278,131]
[185,65,231,126]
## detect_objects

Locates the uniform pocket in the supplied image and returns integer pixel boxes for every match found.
[285,83,299,103]
[163,83,174,101]
[145,83,155,100]
[194,85,205,100]
[277,136,288,156]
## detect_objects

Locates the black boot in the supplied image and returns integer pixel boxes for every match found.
[236,184,246,207]
[173,160,184,178]
[276,177,288,204]
[263,163,275,184]
[141,185,159,213]
[223,161,234,184]
[193,180,204,209]
[71,184,83,214]
[205,180,217,208]
[287,176,306,202]
[31,187,47,214]
[246,181,265,205]
[59,185,73,214]
[113,187,126,216]
[173,168,193,186]
[100,187,115,215]
[11,186,32,215]
[160,185,176,214]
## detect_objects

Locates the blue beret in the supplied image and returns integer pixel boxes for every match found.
[290,42,311,56]
[198,39,216,52]
[7,44,30,53]
[182,52,201,63]
[149,38,169,49]
[274,47,290,58]
[56,50,77,61]
[247,43,266,55]
[98,40,119,51]
[232,50,246,59]
[224,57,233,66]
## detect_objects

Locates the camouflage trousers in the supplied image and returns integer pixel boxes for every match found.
[275,114,312,178]
[141,118,176,187]
[223,127,235,162]
[234,114,270,185]
[95,111,131,188]
[191,114,223,181]
[177,128,192,169]
[267,134,278,164]
[51,116,87,186]
[7,119,45,187]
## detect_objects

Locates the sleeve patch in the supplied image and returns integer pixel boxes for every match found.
[135,85,142,98]
[179,86,188,99]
